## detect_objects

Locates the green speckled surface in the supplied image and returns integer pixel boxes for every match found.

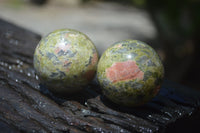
[34,29,99,93]
[97,40,164,106]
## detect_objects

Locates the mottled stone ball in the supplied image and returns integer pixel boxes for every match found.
[97,40,164,106]
[34,29,99,94]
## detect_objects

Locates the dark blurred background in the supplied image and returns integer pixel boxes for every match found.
[0,0,199,89]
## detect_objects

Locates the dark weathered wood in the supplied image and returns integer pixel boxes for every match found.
[0,18,200,133]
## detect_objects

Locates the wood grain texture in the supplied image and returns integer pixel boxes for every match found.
[0,19,200,133]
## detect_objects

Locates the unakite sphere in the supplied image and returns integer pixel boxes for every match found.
[33,29,99,93]
[97,40,164,106]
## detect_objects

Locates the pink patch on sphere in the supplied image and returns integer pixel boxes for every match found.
[106,60,144,83]
[91,53,98,66]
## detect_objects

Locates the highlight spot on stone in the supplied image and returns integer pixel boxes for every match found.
[106,60,144,83]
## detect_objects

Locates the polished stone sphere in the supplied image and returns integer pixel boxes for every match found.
[97,40,164,106]
[34,29,99,94]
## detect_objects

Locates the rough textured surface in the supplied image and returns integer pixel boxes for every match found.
[34,29,98,93]
[0,19,200,133]
[97,40,164,106]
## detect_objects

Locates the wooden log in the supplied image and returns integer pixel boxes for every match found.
[0,18,200,133]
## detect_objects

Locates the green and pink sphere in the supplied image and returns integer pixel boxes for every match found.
[97,40,164,106]
[33,29,99,94]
